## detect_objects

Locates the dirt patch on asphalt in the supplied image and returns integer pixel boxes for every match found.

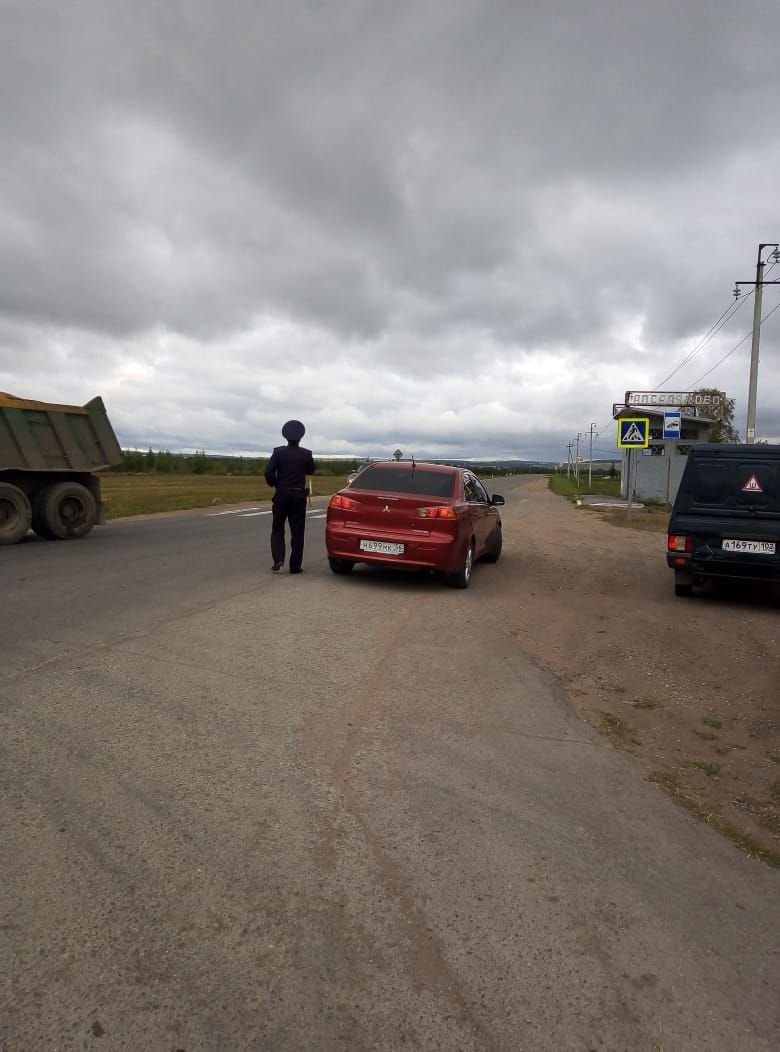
[495,477,780,867]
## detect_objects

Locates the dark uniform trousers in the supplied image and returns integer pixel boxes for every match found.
[271,488,308,571]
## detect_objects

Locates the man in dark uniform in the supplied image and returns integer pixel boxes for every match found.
[264,419,316,574]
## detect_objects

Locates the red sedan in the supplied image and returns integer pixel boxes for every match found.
[325,461,505,588]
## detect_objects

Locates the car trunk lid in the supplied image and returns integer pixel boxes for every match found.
[333,491,455,537]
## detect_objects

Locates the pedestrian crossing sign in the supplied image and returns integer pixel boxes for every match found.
[617,417,650,448]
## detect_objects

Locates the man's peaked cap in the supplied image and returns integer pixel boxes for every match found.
[282,419,306,441]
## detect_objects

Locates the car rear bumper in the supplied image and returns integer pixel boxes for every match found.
[327,526,464,573]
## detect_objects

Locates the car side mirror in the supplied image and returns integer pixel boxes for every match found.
[490,494,505,506]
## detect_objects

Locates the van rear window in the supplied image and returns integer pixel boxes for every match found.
[350,466,455,497]
[687,463,732,505]
[680,459,778,513]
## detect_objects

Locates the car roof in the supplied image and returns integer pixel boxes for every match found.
[365,461,460,473]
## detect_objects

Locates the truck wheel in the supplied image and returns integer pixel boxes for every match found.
[446,540,474,589]
[31,495,56,538]
[0,483,32,544]
[38,482,97,539]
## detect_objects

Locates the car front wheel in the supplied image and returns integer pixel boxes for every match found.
[446,540,474,589]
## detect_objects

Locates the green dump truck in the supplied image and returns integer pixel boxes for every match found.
[0,392,123,545]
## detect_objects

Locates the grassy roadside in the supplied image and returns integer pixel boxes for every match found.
[547,474,621,500]
[100,473,349,519]
[600,508,670,533]
[547,474,669,533]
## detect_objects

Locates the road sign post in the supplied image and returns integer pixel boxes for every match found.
[617,417,650,520]
[662,411,681,507]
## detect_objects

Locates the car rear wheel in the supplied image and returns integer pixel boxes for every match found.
[328,557,355,575]
[0,483,32,545]
[674,569,694,597]
[481,525,502,563]
[446,540,474,589]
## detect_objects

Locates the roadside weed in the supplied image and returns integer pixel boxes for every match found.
[598,711,641,746]
[693,761,719,778]
[649,770,780,869]
[702,716,723,730]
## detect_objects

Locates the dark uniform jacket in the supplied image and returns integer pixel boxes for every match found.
[264,444,316,492]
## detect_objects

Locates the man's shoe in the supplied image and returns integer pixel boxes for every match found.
[289,567,303,574]
[272,562,283,572]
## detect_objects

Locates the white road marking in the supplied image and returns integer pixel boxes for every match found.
[208,508,326,520]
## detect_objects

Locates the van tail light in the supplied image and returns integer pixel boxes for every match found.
[668,534,693,553]
[417,506,457,519]
[329,494,361,511]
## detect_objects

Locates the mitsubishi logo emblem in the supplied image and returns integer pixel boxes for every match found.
[382,505,391,512]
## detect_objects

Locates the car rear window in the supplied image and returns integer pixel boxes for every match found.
[350,466,456,497]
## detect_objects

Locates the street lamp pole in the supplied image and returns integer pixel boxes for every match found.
[735,242,779,442]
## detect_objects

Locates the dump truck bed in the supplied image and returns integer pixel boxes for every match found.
[0,393,123,473]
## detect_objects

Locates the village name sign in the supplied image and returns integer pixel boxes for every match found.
[624,390,724,409]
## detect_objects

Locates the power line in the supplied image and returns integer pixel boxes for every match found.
[652,257,777,388]
[654,295,749,388]
[596,259,779,434]
[672,258,778,389]
[579,258,778,460]
[689,299,780,388]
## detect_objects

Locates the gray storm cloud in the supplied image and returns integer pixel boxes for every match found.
[1,0,778,457]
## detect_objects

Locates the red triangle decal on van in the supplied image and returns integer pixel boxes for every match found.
[742,474,763,493]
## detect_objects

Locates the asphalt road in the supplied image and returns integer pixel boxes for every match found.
[1,476,777,1051]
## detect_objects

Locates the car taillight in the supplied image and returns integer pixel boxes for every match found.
[668,534,693,553]
[329,494,361,510]
[417,506,457,519]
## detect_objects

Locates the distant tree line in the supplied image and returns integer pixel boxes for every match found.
[112,449,361,476]
[113,451,568,478]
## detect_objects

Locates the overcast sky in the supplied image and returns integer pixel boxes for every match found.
[2,0,778,462]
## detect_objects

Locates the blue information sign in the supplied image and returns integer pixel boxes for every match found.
[663,411,681,439]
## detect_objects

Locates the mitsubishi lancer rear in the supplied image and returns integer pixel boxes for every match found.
[326,461,504,588]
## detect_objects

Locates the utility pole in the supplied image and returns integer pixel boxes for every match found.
[588,422,598,487]
[734,242,780,442]
[566,442,574,477]
[575,433,582,485]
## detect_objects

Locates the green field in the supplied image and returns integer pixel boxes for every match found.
[100,466,518,520]
[100,473,349,519]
